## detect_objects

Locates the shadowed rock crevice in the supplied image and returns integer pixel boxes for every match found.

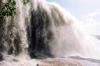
[28,8,54,59]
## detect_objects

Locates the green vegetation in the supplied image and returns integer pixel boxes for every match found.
[0,0,30,25]
[0,0,16,26]
[0,0,16,17]
[23,0,30,5]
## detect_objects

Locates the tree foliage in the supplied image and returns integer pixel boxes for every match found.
[0,0,16,26]
[0,0,16,17]
[0,0,30,25]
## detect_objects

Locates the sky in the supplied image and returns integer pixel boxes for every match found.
[48,0,100,35]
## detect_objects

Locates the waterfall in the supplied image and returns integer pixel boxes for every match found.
[0,0,28,56]
[0,0,100,60]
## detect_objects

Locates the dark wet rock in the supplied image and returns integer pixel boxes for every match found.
[0,53,3,61]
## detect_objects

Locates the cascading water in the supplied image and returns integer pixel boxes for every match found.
[0,0,100,61]
[0,0,28,58]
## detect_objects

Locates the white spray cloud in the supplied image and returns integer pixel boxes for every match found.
[79,9,100,35]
